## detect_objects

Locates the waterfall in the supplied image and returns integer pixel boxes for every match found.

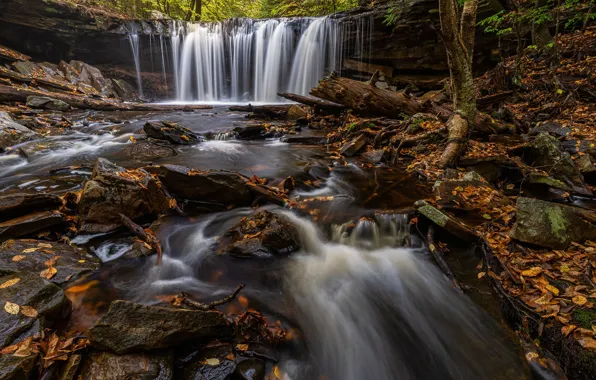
[127,32,144,99]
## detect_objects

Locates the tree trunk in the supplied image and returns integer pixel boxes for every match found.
[438,0,478,168]
[186,0,196,21]
[277,92,345,113]
[532,0,552,48]
[194,0,202,21]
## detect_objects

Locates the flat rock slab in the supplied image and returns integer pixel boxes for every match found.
[415,200,478,242]
[145,164,253,207]
[79,351,173,380]
[26,96,70,111]
[0,211,66,241]
[0,354,37,380]
[511,197,596,249]
[0,193,63,222]
[340,134,368,157]
[113,140,177,162]
[144,121,200,145]
[0,239,99,285]
[0,111,39,149]
[88,300,233,354]
[0,272,69,348]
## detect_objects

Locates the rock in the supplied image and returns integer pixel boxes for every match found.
[234,125,266,140]
[511,197,596,249]
[218,210,301,258]
[0,193,62,222]
[0,354,37,380]
[414,200,478,242]
[287,105,308,120]
[87,300,233,354]
[340,134,368,157]
[0,111,39,149]
[143,121,200,145]
[59,354,82,380]
[0,239,99,285]
[69,61,112,96]
[529,121,570,138]
[144,165,253,207]
[405,113,439,135]
[114,141,177,162]
[525,173,572,192]
[181,344,236,380]
[78,158,176,234]
[26,96,70,111]
[0,211,66,240]
[11,61,38,77]
[233,359,266,380]
[524,133,592,196]
[0,272,70,348]
[280,135,325,145]
[362,149,387,163]
[79,351,173,380]
[111,79,136,101]
[575,155,596,175]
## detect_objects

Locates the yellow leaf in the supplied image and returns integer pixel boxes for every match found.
[78,260,86,263]
[20,306,38,318]
[37,243,52,248]
[4,301,19,315]
[40,267,57,280]
[477,272,486,279]
[273,365,282,379]
[521,267,543,277]
[22,248,38,253]
[533,292,553,305]
[235,344,249,351]
[203,358,220,366]
[562,325,576,337]
[0,278,20,289]
[573,295,588,306]
[577,336,596,350]
[546,285,560,296]
[12,255,25,262]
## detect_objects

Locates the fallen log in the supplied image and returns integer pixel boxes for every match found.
[176,284,245,311]
[229,104,290,119]
[0,85,212,111]
[118,213,163,265]
[277,92,345,112]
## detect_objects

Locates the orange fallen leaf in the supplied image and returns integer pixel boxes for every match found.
[0,278,20,288]
[573,295,588,306]
[20,306,38,318]
[521,267,543,277]
[40,267,57,280]
[12,255,25,262]
[562,325,577,337]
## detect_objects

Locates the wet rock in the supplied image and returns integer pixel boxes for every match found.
[529,121,570,138]
[88,300,233,354]
[414,200,478,242]
[0,211,66,240]
[78,158,175,234]
[111,79,136,101]
[181,344,236,380]
[79,351,173,380]
[340,134,368,157]
[362,149,387,163]
[525,173,572,192]
[0,111,39,149]
[144,121,200,145]
[218,210,301,258]
[145,165,253,207]
[114,141,177,162]
[280,135,324,145]
[69,61,112,96]
[511,197,596,249]
[0,193,62,222]
[0,272,70,348]
[59,354,82,380]
[233,359,265,380]
[26,96,70,111]
[287,105,308,120]
[234,125,266,140]
[0,354,37,380]
[524,133,592,195]
[12,61,38,77]
[0,239,99,285]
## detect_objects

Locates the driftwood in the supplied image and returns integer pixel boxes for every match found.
[177,284,245,311]
[277,92,345,112]
[0,85,212,112]
[118,213,163,265]
[246,181,286,206]
[229,104,290,119]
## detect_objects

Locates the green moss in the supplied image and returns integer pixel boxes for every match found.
[546,206,568,243]
[573,308,596,329]
[527,173,571,191]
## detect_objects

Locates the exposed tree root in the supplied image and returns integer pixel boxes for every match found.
[438,113,469,168]
[178,284,246,311]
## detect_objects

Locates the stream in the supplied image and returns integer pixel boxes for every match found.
[0,107,528,378]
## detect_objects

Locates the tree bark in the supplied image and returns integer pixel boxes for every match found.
[194,0,202,21]
[186,0,196,21]
[277,92,345,112]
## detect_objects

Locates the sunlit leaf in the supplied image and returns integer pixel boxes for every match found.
[40,267,58,280]
[20,306,38,318]
[12,255,26,262]
[521,267,542,277]
[4,301,20,315]
[0,278,20,288]
[573,295,588,306]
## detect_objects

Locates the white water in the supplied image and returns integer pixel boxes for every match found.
[127,33,144,99]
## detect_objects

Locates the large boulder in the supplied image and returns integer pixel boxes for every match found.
[0,211,66,241]
[0,193,62,222]
[79,351,173,380]
[69,61,113,96]
[26,96,70,111]
[111,79,137,101]
[87,300,233,354]
[78,158,176,234]
[0,239,99,285]
[0,111,39,149]
[144,165,253,207]
[143,121,201,145]
[511,197,596,249]
[0,272,70,348]
[113,140,177,163]
[218,210,301,258]
[340,134,368,157]
[524,133,592,196]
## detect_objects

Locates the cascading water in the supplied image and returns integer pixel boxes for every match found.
[127,32,144,99]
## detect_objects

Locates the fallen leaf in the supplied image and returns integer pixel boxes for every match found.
[546,285,560,296]
[40,267,58,280]
[577,336,596,350]
[236,344,249,351]
[20,306,38,318]
[22,248,38,253]
[533,292,553,305]
[37,243,52,248]
[521,267,543,277]
[12,255,25,262]
[562,325,577,337]
[203,358,220,366]
[13,337,33,357]
[573,295,588,306]
[4,301,19,315]
[0,278,20,288]
[477,271,486,279]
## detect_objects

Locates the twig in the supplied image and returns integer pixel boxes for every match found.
[234,348,278,362]
[118,213,163,265]
[426,225,464,293]
[179,284,245,311]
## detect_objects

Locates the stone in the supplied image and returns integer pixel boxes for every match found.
[340,134,368,157]
[524,133,592,196]
[0,272,70,348]
[0,111,39,149]
[414,200,478,242]
[0,211,66,241]
[233,359,266,380]
[529,121,570,138]
[0,239,99,285]
[79,351,173,380]
[511,197,596,249]
[218,210,301,258]
[287,105,308,120]
[280,135,325,145]
[111,79,136,101]
[181,343,236,380]
[0,193,62,222]
[143,121,200,145]
[234,125,266,140]
[12,61,39,77]
[405,113,440,135]
[87,300,233,354]
[69,61,112,96]
[78,158,176,234]
[145,165,253,207]
[525,173,572,192]
[433,173,510,215]
[362,149,386,163]
[0,354,37,380]
[60,354,82,380]
[26,96,70,111]
[113,141,177,162]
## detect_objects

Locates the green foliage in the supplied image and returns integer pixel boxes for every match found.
[383,0,413,27]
